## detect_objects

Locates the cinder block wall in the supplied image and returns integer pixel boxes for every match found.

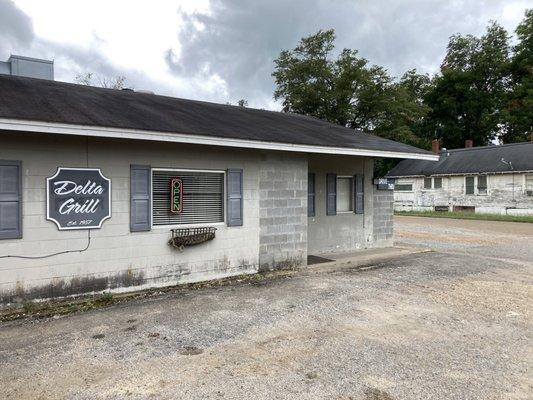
[1,131,398,305]
[372,188,394,246]
[307,155,378,254]
[258,152,308,270]
[0,132,262,305]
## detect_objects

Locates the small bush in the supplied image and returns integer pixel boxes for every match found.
[100,292,114,303]
[22,301,36,313]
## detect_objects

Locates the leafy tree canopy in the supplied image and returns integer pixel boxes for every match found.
[273,29,429,149]
[424,21,512,148]
[503,9,533,143]
[272,9,532,173]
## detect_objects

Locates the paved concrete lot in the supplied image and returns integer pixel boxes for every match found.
[1,217,532,400]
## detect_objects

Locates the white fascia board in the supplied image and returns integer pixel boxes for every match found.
[386,175,425,179]
[0,118,439,161]
[389,170,533,178]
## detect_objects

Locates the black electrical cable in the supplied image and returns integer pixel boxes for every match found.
[1,136,94,259]
[0,230,91,259]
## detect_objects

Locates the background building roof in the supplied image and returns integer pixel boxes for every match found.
[387,142,533,177]
[0,75,434,158]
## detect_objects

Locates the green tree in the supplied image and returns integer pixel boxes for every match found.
[376,70,432,147]
[424,21,511,148]
[272,15,529,176]
[272,30,430,148]
[503,9,533,143]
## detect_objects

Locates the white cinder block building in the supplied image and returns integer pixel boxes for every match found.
[387,140,533,215]
[0,59,436,306]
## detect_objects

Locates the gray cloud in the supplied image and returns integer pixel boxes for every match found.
[0,0,168,96]
[46,42,189,99]
[170,0,527,107]
[1,0,528,109]
[0,0,34,59]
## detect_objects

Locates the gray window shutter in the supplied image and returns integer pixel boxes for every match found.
[227,169,243,227]
[130,165,151,232]
[354,174,364,214]
[0,160,22,240]
[308,173,315,217]
[326,173,337,216]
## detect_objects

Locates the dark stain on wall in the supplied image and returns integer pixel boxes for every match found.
[0,269,145,305]
[237,259,253,270]
[1,256,261,306]
[259,256,304,273]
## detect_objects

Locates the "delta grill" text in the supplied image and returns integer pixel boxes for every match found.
[53,180,104,215]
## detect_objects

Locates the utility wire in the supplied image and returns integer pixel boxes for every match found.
[1,136,94,259]
[0,231,91,259]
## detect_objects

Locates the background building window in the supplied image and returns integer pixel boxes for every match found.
[433,177,442,189]
[525,174,533,196]
[477,175,488,195]
[336,177,353,212]
[152,170,224,226]
[465,176,475,195]
[395,183,413,192]
[424,177,432,189]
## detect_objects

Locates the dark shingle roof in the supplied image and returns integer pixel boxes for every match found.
[0,75,432,156]
[387,142,533,177]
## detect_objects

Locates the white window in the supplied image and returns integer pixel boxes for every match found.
[395,183,413,192]
[477,175,488,195]
[336,177,353,212]
[465,176,475,195]
[465,175,488,195]
[152,169,225,226]
[526,174,533,196]
[422,177,442,190]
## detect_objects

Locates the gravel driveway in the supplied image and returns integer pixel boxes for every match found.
[0,216,531,400]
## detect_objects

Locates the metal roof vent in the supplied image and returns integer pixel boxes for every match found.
[0,55,54,80]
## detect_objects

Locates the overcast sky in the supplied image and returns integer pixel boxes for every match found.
[1,0,529,109]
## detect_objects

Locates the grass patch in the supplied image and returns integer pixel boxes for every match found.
[395,210,533,223]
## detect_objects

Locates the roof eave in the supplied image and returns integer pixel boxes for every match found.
[0,118,439,161]
[388,170,533,178]
[386,175,426,178]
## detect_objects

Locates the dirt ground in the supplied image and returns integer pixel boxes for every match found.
[0,216,531,400]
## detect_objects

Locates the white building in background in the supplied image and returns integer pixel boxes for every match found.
[387,140,533,216]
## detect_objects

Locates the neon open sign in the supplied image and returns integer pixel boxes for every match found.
[170,178,183,213]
